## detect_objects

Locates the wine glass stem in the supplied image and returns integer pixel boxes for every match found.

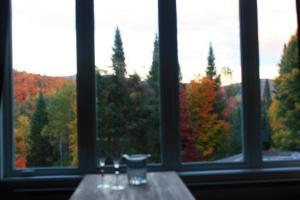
[101,169,104,185]
[115,170,119,186]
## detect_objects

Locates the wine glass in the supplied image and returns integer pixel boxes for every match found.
[97,138,110,189]
[110,138,125,190]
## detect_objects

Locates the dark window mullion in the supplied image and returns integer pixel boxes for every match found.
[296,0,300,69]
[239,0,262,168]
[76,0,96,173]
[2,0,14,177]
[158,0,181,170]
[0,0,10,103]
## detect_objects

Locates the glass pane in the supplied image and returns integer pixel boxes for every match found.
[12,0,77,168]
[258,1,299,161]
[177,0,243,162]
[94,0,160,162]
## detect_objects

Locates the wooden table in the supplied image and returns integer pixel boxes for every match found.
[70,171,195,200]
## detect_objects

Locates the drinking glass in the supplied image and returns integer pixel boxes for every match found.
[97,138,110,189]
[110,138,125,190]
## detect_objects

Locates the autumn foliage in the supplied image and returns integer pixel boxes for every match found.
[181,77,231,160]
[14,70,72,111]
[180,85,203,162]
[13,70,76,168]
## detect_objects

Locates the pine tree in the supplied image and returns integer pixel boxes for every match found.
[205,43,226,116]
[271,33,300,150]
[27,92,54,167]
[145,35,161,161]
[147,35,159,96]
[261,80,272,150]
[206,43,221,89]
[97,27,130,141]
[229,105,242,154]
[112,27,126,78]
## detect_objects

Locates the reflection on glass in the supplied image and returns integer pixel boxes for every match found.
[258,0,299,161]
[177,0,243,162]
[12,0,77,168]
[95,0,160,163]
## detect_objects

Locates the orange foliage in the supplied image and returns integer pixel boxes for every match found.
[13,70,73,109]
[187,77,231,160]
[14,115,30,168]
[13,70,75,167]
[180,85,203,162]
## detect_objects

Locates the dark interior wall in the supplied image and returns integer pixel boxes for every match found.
[190,181,300,200]
[1,181,300,200]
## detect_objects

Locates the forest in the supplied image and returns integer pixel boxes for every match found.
[13,28,298,168]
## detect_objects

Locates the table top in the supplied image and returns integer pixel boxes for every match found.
[70,171,195,200]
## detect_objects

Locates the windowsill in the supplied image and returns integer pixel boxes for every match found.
[1,167,300,189]
[180,167,300,186]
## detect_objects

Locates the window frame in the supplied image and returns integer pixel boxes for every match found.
[0,0,300,185]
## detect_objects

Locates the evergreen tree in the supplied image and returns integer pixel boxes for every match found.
[145,35,161,161]
[204,43,226,116]
[229,105,242,154]
[271,33,300,150]
[147,35,159,95]
[206,43,221,89]
[261,80,272,150]
[97,27,130,141]
[27,92,53,167]
[112,27,126,78]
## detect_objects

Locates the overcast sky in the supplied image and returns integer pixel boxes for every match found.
[12,0,297,84]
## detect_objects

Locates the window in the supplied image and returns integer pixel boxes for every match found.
[258,0,299,162]
[12,0,78,169]
[94,0,161,163]
[177,0,243,163]
[0,0,300,184]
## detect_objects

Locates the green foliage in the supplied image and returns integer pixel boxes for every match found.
[144,35,161,161]
[206,43,216,79]
[261,80,272,150]
[96,34,161,162]
[27,92,54,167]
[112,27,126,78]
[228,105,242,155]
[42,84,77,166]
[279,35,298,75]
[147,35,160,95]
[271,33,300,151]
[206,43,221,90]
[205,44,226,117]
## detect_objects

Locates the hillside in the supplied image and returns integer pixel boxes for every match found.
[13,70,74,106]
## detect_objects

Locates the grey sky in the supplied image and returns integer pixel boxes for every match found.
[12,0,297,84]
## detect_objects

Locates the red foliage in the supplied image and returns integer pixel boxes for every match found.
[180,85,203,162]
[13,70,73,112]
[16,156,26,168]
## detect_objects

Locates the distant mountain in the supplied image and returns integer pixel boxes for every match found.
[223,79,275,99]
